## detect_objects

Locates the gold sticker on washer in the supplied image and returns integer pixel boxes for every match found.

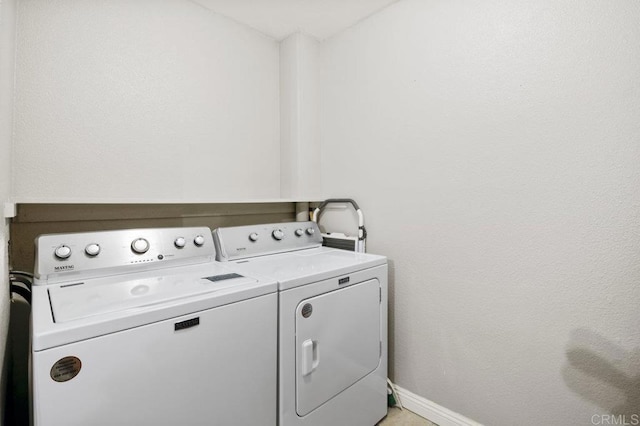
[50,356,82,382]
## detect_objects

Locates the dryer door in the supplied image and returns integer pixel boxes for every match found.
[295,279,381,416]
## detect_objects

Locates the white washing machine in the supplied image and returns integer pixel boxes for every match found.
[213,221,388,426]
[31,227,277,426]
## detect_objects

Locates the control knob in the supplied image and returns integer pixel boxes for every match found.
[249,233,259,242]
[194,235,205,247]
[174,237,186,248]
[295,229,304,237]
[85,244,100,257]
[272,229,285,241]
[306,227,315,235]
[54,245,72,260]
[131,238,150,254]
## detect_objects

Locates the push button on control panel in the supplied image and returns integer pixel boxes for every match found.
[54,245,72,260]
[272,229,285,241]
[84,244,100,257]
[131,238,150,254]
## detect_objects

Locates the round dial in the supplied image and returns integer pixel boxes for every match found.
[194,235,205,247]
[174,237,186,248]
[249,232,259,242]
[54,245,72,259]
[131,238,150,254]
[85,244,100,257]
[295,229,304,237]
[272,229,285,240]
[306,227,315,235]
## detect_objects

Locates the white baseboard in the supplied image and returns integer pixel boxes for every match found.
[394,385,483,426]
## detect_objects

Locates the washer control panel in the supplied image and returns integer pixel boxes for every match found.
[35,227,214,283]
[213,221,322,261]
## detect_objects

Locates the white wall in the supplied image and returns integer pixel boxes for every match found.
[280,32,322,199]
[13,0,280,202]
[7,0,640,423]
[0,0,16,419]
[320,1,640,425]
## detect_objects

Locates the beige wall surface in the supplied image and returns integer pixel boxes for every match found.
[320,1,640,424]
[12,0,280,203]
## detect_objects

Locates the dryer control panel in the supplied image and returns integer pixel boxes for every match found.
[214,221,323,261]
[34,227,215,284]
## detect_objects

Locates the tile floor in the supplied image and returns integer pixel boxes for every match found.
[377,407,437,426]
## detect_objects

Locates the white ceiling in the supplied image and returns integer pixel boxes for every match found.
[191,0,400,41]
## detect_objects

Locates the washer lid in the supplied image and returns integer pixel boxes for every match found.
[49,271,251,323]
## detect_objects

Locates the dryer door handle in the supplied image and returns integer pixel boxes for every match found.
[301,339,319,376]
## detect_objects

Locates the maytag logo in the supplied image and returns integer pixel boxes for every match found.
[338,276,350,285]
[54,265,74,271]
[174,317,200,331]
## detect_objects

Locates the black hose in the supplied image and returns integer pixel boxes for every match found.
[9,275,32,291]
[10,283,31,305]
[10,271,33,291]
[9,270,33,278]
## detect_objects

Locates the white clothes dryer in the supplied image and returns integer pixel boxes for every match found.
[31,227,277,426]
[214,221,388,426]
